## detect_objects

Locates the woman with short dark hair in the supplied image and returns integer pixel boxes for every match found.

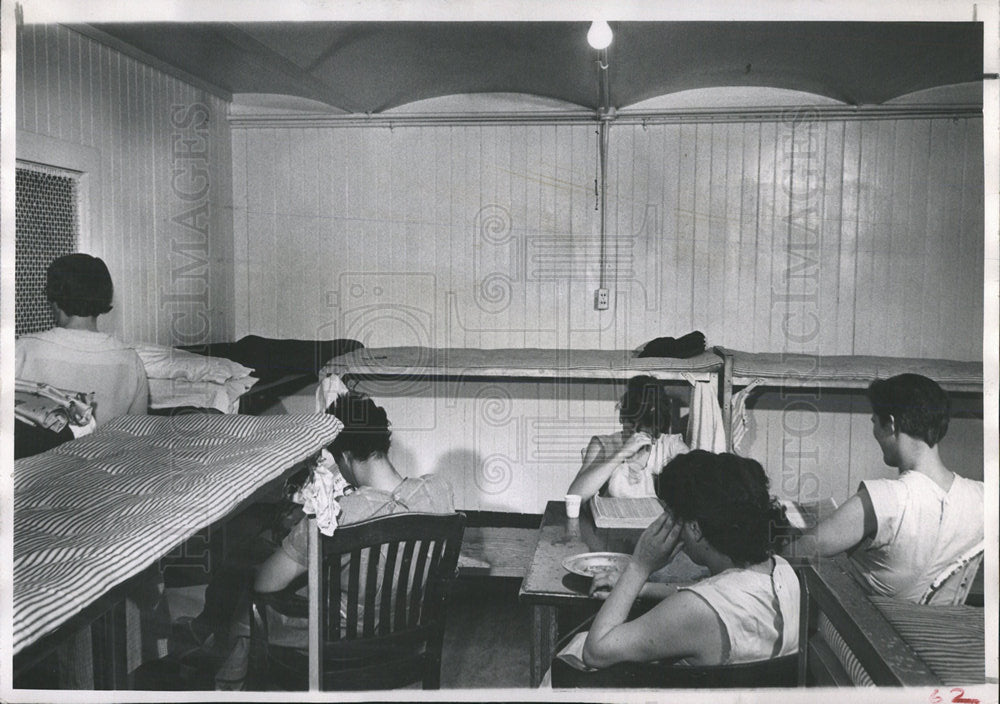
[15,253,148,426]
[784,373,983,603]
[576,451,798,669]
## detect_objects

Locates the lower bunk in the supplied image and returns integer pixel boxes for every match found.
[798,554,986,687]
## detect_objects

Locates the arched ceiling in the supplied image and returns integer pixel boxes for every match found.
[87,21,984,113]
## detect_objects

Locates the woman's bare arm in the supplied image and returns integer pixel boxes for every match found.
[254,547,306,593]
[583,576,721,667]
[568,433,650,500]
[783,491,875,560]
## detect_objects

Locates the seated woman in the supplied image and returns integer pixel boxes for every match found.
[15,253,149,426]
[783,373,983,603]
[203,391,454,689]
[567,375,689,501]
[256,391,454,592]
[568,451,798,670]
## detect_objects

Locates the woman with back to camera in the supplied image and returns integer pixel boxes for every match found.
[575,451,798,669]
[568,375,689,500]
[15,253,148,426]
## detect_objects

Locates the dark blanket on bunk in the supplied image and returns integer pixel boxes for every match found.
[636,331,706,359]
[180,335,363,385]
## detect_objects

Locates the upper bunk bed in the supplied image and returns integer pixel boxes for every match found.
[713,346,984,451]
[714,346,983,392]
[320,346,723,383]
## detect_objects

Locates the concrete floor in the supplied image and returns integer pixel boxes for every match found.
[158,574,536,690]
[440,577,533,689]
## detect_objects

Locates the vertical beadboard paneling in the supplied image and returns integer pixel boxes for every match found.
[16,24,233,345]
[202,113,972,358]
[227,108,983,508]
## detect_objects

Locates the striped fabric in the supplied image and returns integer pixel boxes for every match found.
[870,597,986,685]
[817,613,875,686]
[13,413,340,655]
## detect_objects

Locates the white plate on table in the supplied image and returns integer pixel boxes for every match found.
[562,552,631,578]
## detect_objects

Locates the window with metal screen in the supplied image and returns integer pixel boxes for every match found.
[15,165,80,336]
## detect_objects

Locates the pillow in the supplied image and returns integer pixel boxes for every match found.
[148,377,259,414]
[133,343,254,384]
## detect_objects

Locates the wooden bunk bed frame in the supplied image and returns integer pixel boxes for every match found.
[321,346,723,383]
[714,346,984,451]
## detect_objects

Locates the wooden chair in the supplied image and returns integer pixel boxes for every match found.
[248,511,465,691]
[551,653,799,688]
[920,542,984,605]
[549,614,799,689]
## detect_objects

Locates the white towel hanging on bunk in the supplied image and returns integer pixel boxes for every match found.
[730,378,764,454]
[315,372,350,413]
[682,372,727,453]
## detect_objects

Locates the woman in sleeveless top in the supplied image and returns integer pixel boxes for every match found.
[577,450,798,668]
[567,375,689,501]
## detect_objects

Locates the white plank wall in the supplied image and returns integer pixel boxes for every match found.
[236,111,983,509]
[232,117,983,359]
[16,24,234,346]
[11,25,986,511]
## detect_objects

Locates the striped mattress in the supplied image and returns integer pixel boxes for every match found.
[13,413,341,654]
[818,601,986,686]
[870,597,986,685]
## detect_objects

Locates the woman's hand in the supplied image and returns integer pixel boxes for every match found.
[632,511,683,575]
[589,569,621,599]
[618,431,653,464]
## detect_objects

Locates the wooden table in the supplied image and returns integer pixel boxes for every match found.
[518,500,707,687]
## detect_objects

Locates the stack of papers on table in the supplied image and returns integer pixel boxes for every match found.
[590,496,664,529]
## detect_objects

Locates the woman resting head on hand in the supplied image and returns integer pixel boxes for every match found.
[567,375,689,501]
[580,450,799,669]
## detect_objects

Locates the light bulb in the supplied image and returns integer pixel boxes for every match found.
[587,20,613,50]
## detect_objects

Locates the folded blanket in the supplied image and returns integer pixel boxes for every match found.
[635,331,706,359]
[147,377,258,414]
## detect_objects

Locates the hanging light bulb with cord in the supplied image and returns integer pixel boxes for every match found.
[587,20,613,50]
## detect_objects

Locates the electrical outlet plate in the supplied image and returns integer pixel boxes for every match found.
[595,288,610,310]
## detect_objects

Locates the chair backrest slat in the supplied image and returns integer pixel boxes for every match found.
[361,542,382,637]
[408,538,431,629]
[345,548,362,637]
[395,539,417,628]
[379,541,400,636]
[327,558,342,639]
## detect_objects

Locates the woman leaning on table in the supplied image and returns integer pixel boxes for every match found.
[572,451,799,668]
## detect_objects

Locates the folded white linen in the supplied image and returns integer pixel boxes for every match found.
[148,376,258,413]
[132,343,254,384]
